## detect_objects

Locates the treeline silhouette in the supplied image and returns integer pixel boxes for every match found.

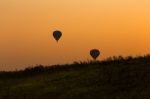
[0,54,150,78]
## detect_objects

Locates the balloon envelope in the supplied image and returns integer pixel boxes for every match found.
[53,30,62,42]
[90,49,100,60]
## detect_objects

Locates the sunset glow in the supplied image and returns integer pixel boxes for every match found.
[0,0,150,70]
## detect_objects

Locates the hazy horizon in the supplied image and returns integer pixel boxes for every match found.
[0,0,150,71]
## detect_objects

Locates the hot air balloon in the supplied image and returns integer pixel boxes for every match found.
[90,49,100,60]
[53,30,62,42]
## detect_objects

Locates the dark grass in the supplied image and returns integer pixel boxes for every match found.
[0,55,150,99]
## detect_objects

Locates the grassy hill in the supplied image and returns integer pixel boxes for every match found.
[0,55,150,99]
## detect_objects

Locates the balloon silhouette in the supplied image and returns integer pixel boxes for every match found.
[90,49,100,60]
[53,30,62,42]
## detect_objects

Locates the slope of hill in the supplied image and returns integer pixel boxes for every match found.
[0,55,150,99]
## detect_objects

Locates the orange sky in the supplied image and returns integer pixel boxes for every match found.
[0,0,150,71]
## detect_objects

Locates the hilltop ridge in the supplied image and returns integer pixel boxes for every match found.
[0,55,150,99]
